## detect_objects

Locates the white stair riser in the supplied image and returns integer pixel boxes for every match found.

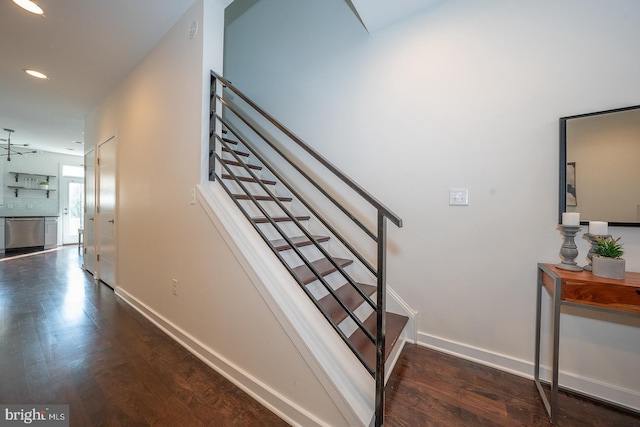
[222,163,262,177]
[278,243,328,268]
[256,221,309,241]
[223,179,274,196]
[236,199,292,218]
[337,298,374,339]
[305,269,354,300]
[221,150,250,161]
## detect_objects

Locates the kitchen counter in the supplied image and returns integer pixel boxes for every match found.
[1,215,59,217]
[2,216,59,252]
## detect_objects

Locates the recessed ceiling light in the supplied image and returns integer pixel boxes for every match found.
[74,141,84,144]
[24,69,48,79]
[12,0,44,15]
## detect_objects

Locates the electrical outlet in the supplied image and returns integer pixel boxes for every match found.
[172,279,178,296]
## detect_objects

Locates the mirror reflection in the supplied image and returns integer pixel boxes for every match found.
[560,105,640,227]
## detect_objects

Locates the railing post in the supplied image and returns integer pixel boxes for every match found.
[209,73,218,181]
[375,211,387,427]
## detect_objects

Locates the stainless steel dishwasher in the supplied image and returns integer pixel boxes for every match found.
[5,217,45,250]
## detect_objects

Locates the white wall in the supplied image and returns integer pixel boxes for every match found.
[84,1,353,425]
[224,0,640,409]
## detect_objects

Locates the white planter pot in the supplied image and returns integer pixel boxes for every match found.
[592,255,625,280]
[40,184,49,189]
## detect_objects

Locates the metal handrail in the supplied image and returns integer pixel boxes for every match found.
[211,71,402,228]
[215,105,378,279]
[217,96,378,243]
[213,123,376,311]
[213,142,375,372]
[209,71,402,427]
[215,134,376,336]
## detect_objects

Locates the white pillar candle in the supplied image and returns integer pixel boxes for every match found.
[589,221,608,236]
[562,212,580,225]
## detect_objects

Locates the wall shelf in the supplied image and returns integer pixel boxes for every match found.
[7,172,57,198]
[9,171,56,181]
[7,186,56,198]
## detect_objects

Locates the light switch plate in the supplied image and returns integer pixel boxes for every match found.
[449,188,469,206]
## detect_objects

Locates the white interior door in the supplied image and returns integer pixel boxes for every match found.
[97,137,117,288]
[84,149,96,274]
[61,177,84,245]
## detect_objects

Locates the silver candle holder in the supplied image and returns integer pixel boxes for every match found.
[556,225,583,271]
[583,233,611,271]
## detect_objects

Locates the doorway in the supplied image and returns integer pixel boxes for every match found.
[61,165,84,245]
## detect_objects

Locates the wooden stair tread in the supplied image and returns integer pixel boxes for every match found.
[252,215,310,224]
[222,147,249,157]
[292,257,353,285]
[222,138,238,145]
[318,282,376,324]
[349,312,408,371]
[223,159,262,170]
[270,235,329,251]
[222,174,276,185]
[233,194,293,202]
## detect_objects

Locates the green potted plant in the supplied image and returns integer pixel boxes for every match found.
[592,236,625,279]
[39,181,49,189]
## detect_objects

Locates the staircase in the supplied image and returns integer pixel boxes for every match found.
[209,71,407,426]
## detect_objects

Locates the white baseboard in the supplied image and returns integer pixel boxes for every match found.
[417,331,640,412]
[115,287,326,427]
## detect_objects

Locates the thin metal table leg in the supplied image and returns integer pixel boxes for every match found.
[550,275,562,424]
[534,265,552,420]
[534,267,542,381]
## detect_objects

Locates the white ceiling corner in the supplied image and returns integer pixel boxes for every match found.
[347,0,444,33]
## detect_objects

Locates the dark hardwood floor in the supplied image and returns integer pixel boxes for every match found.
[385,345,639,426]
[1,247,638,426]
[0,247,287,426]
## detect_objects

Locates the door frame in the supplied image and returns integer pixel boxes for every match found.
[84,149,96,274]
[60,175,85,245]
[96,135,117,289]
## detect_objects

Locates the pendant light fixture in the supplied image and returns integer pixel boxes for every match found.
[1,128,38,161]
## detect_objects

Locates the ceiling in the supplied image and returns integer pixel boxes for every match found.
[0,0,196,157]
[0,0,444,158]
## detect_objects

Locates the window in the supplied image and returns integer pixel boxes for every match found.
[62,165,84,178]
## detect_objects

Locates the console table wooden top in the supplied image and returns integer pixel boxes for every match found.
[540,263,640,315]
[535,263,640,423]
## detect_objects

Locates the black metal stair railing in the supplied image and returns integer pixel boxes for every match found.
[209,70,402,426]
[216,136,377,356]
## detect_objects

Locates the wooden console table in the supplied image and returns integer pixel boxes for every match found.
[534,263,640,423]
